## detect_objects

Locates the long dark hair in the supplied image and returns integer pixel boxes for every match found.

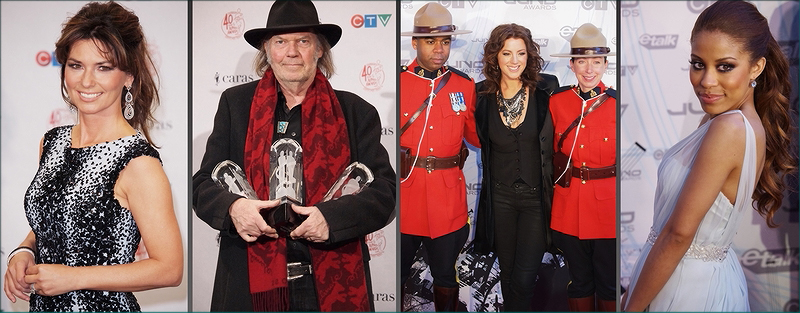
[692,0,797,227]
[480,23,543,95]
[55,1,160,145]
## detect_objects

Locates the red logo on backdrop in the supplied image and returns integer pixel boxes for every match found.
[351,14,364,28]
[48,108,77,128]
[360,61,385,91]
[222,9,245,39]
[36,51,51,66]
[365,229,386,257]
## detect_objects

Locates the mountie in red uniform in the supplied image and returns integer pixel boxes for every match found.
[549,82,616,240]
[399,59,480,239]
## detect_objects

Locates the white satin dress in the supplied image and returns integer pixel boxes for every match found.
[626,110,754,311]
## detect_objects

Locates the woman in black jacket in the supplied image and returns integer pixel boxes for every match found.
[472,23,554,312]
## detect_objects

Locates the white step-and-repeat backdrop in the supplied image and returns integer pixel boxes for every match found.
[0,1,189,311]
[191,1,397,311]
[619,1,799,312]
[401,1,616,311]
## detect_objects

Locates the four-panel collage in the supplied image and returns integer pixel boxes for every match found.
[0,1,797,312]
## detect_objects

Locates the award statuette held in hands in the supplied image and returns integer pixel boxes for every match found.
[210,138,306,238]
[267,138,306,237]
[321,162,374,202]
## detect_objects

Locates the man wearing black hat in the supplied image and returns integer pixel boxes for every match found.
[193,1,395,311]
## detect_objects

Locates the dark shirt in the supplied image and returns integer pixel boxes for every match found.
[272,91,312,264]
[488,94,541,188]
[274,91,302,141]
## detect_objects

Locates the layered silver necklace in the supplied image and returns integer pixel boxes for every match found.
[497,87,526,126]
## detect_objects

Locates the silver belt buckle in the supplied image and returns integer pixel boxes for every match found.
[287,262,312,281]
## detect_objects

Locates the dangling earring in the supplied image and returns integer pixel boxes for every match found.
[124,86,134,120]
[750,80,757,88]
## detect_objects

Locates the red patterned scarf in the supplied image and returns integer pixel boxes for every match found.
[243,69,370,311]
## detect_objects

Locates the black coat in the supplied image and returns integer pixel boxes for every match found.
[472,80,555,255]
[192,80,396,311]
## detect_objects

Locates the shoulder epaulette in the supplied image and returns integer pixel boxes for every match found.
[552,85,574,95]
[446,66,472,81]
[605,87,616,99]
[400,65,409,72]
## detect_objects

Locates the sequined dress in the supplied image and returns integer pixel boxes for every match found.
[625,110,755,311]
[24,125,159,312]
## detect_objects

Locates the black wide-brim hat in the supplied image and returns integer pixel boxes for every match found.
[243,0,342,49]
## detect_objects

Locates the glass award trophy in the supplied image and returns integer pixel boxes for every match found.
[211,160,258,200]
[267,138,306,237]
[321,162,374,202]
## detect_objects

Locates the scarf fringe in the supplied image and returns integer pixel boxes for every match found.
[252,287,289,312]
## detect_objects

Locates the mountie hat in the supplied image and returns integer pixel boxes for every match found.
[243,0,342,49]
[400,2,471,37]
[551,23,615,58]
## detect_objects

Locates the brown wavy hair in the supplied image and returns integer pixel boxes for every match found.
[55,1,160,145]
[480,23,543,95]
[692,0,797,227]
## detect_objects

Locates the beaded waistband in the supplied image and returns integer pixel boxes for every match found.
[646,228,730,262]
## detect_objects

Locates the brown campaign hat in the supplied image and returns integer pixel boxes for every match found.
[551,23,615,58]
[400,2,471,37]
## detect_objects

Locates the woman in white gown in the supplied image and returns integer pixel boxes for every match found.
[622,1,796,311]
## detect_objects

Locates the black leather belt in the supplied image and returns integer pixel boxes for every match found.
[287,262,313,281]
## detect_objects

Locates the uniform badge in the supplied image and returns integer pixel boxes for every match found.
[449,92,466,112]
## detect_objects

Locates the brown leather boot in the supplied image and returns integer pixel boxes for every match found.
[433,286,460,312]
[567,295,596,312]
[596,298,617,312]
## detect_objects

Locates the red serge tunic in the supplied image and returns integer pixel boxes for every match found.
[399,60,480,238]
[549,82,616,239]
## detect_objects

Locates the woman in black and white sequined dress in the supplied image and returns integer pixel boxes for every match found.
[3,2,182,311]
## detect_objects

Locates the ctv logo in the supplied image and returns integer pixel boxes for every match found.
[351,14,392,28]
[36,51,60,67]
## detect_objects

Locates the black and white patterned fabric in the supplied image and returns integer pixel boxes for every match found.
[24,125,159,312]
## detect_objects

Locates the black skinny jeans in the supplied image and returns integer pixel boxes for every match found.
[492,181,547,312]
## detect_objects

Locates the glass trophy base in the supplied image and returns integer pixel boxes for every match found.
[261,196,306,238]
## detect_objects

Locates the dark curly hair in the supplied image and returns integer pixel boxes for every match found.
[55,1,160,145]
[692,0,797,227]
[480,23,544,95]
